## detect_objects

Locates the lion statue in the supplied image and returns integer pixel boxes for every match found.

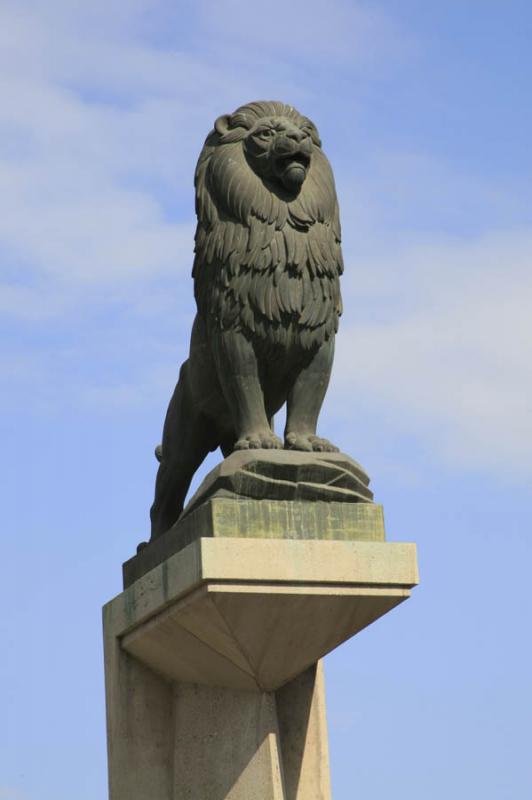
[150,101,344,539]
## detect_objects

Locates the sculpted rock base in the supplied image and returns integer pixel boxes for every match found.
[184,449,374,511]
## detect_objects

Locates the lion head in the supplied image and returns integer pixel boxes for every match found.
[214,103,320,193]
[193,101,343,352]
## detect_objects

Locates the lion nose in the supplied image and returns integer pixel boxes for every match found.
[287,128,306,143]
[275,131,304,154]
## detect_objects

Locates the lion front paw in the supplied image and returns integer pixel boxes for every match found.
[234,430,284,451]
[285,433,340,453]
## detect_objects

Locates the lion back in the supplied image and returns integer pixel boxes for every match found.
[192,118,344,353]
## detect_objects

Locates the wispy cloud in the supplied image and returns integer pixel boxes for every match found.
[335,230,532,480]
[0,788,28,800]
[198,0,408,65]
[0,4,213,311]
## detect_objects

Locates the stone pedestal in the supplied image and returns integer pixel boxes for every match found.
[103,536,418,799]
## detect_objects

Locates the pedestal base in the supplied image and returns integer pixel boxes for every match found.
[104,537,417,799]
[104,649,329,800]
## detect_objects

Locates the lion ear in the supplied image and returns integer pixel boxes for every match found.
[214,114,231,136]
[214,114,247,144]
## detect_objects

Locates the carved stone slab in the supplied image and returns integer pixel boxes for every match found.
[184,450,373,515]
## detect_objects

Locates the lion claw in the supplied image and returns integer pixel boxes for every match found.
[285,433,339,453]
[234,431,283,451]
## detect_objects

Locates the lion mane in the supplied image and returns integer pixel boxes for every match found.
[192,101,343,352]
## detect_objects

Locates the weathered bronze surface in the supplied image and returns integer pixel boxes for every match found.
[150,101,345,539]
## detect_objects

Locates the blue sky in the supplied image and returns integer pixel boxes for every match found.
[1,2,531,798]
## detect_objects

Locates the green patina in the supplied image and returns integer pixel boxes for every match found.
[175,498,385,550]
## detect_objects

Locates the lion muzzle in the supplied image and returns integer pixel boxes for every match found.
[273,135,312,191]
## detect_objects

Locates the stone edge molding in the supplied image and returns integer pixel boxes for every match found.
[111,536,419,639]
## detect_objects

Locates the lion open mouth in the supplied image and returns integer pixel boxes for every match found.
[275,152,311,190]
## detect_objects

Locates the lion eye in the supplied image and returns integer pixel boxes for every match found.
[258,129,274,139]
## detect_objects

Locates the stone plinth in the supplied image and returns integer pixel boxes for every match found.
[124,449,381,588]
[104,536,418,799]
[124,499,385,587]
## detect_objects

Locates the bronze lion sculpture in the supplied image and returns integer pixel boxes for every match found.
[150,101,344,539]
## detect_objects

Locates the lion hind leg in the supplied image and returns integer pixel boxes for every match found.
[150,362,216,540]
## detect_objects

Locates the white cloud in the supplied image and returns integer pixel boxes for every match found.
[198,0,408,66]
[334,230,532,480]
[0,788,28,800]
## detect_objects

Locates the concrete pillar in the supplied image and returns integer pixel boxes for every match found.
[103,537,418,799]
[104,611,330,799]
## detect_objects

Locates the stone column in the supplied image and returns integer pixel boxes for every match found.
[103,536,418,799]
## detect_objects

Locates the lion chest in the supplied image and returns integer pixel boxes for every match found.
[195,254,340,355]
